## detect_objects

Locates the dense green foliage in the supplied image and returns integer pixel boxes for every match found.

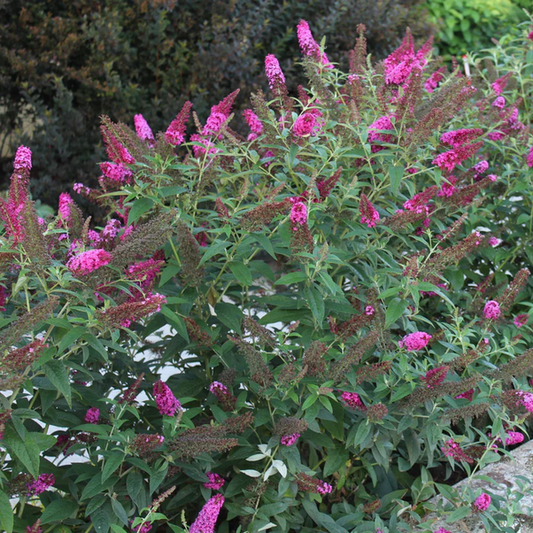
[0,0,431,208]
[424,0,529,58]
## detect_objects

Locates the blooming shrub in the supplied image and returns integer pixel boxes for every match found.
[2,20,533,533]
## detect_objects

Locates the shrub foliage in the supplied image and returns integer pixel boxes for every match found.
[2,18,533,533]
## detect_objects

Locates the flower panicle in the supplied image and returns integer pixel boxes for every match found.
[356,361,392,385]
[302,340,328,377]
[500,268,530,313]
[184,317,213,347]
[329,330,380,383]
[165,101,193,146]
[210,381,237,411]
[240,199,291,231]
[119,372,145,405]
[98,292,166,328]
[243,316,277,348]
[131,433,165,456]
[228,335,273,387]
[295,473,333,495]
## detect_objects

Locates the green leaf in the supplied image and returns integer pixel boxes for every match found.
[81,473,117,501]
[86,495,108,517]
[127,198,154,226]
[111,498,129,526]
[253,234,277,260]
[391,383,414,403]
[302,395,318,411]
[305,286,325,326]
[379,286,402,299]
[160,307,189,342]
[102,452,124,483]
[160,185,187,197]
[91,500,114,533]
[159,263,180,287]
[302,499,348,533]
[43,360,72,408]
[150,462,169,493]
[41,498,79,524]
[0,489,13,533]
[3,427,40,478]
[215,302,244,332]
[384,298,408,328]
[57,326,86,355]
[389,164,404,194]
[323,448,348,477]
[275,271,308,285]
[127,470,141,493]
[229,262,253,287]
[318,271,343,295]
[110,526,128,533]
[446,505,471,523]
[199,241,231,266]
[404,429,421,467]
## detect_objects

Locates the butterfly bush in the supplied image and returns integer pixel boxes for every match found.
[2,18,533,533]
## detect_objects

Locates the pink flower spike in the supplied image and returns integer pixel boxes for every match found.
[492,73,512,95]
[455,389,474,401]
[204,472,225,490]
[424,67,445,93]
[368,115,395,152]
[473,493,491,512]
[437,176,457,198]
[440,128,483,148]
[165,101,192,146]
[131,520,152,533]
[290,201,307,227]
[492,96,506,109]
[58,193,74,222]
[134,114,155,143]
[265,54,286,89]
[504,431,524,446]
[293,113,320,137]
[341,391,366,410]
[281,433,300,446]
[527,147,533,168]
[483,300,501,320]
[360,194,379,228]
[190,494,225,533]
[153,380,181,417]
[421,366,448,389]
[514,314,529,328]
[296,19,332,68]
[14,146,32,172]
[27,473,55,495]
[67,249,112,276]
[85,407,100,424]
[317,480,333,494]
[243,109,263,138]
[488,236,500,247]
[398,332,432,351]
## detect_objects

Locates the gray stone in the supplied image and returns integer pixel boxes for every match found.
[421,439,533,532]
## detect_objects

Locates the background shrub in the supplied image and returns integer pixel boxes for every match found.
[2,20,533,533]
[423,0,529,58]
[0,0,432,207]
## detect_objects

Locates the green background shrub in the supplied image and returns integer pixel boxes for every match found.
[424,0,529,58]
